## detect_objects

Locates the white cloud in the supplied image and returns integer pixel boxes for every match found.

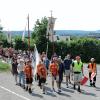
[0,0,100,30]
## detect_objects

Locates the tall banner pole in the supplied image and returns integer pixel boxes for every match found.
[28,14,30,54]
[51,11,55,55]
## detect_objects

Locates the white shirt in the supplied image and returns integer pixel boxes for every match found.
[17,63,25,72]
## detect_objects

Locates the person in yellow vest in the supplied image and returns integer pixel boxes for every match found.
[88,58,97,87]
[72,56,83,92]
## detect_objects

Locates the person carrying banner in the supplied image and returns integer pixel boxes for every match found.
[24,60,33,93]
[72,56,83,92]
[49,58,59,92]
[87,58,97,87]
[37,61,43,87]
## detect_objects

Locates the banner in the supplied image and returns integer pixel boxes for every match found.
[7,31,11,43]
[22,26,26,41]
[32,44,40,77]
[46,17,56,42]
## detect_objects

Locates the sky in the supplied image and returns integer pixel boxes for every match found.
[0,0,100,31]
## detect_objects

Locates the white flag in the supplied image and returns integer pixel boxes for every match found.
[46,17,56,42]
[22,27,26,41]
[7,31,11,43]
[32,44,41,77]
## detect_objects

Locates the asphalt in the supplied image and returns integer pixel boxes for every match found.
[0,64,100,100]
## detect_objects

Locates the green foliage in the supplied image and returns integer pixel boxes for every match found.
[14,36,28,50]
[31,17,48,53]
[54,38,100,63]
[2,39,12,48]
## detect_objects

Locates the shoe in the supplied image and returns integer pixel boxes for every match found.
[78,87,81,92]
[18,83,21,86]
[90,83,93,87]
[69,81,71,84]
[52,88,55,92]
[15,83,18,85]
[23,86,25,89]
[93,83,96,87]
[29,88,32,94]
[25,86,28,91]
[58,89,61,93]
[43,91,45,94]
[66,85,69,88]
[74,84,76,90]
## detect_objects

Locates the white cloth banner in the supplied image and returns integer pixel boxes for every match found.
[32,44,40,77]
[22,27,26,41]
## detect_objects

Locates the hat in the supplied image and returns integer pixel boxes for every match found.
[90,58,95,62]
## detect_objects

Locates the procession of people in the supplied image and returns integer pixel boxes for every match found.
[0,46,98,95]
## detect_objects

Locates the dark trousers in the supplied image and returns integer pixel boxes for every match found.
[37,74,41,86]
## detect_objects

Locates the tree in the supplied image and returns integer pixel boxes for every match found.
[31,17,48,53]
[14,36,28,50]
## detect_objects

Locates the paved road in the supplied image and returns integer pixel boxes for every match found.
[0,64,100,100]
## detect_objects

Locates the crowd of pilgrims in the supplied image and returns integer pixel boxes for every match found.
[0,47,97,94]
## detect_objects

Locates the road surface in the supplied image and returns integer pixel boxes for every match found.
[0,64,100,100]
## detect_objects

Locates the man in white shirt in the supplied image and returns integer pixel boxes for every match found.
[17,59,25,88]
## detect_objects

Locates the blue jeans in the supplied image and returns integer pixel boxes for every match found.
[18,71,25,85]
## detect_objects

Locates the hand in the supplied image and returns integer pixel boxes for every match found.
[96,72,97,76]
[82,73,84,76]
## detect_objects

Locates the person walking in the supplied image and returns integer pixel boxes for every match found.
[37,61,43,87]
[49,58,59,92]
[17,59,25,88]
[58,58,65,93]
[11,59,18,85]
[24,61,33,93]
[72,56,83,92]
[39,62,47,94]
[63,54,72,87]
[88,58,97,87]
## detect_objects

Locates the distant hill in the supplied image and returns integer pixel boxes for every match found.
[55,30,100,36]
[3,30,100,37]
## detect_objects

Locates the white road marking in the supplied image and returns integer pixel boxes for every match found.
[0,85,31,100]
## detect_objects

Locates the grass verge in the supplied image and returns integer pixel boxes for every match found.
[0,60,10,71]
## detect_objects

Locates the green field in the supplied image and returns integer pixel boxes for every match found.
[0,60,10,71]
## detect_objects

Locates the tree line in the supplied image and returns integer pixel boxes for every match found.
[0,17,100,63]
